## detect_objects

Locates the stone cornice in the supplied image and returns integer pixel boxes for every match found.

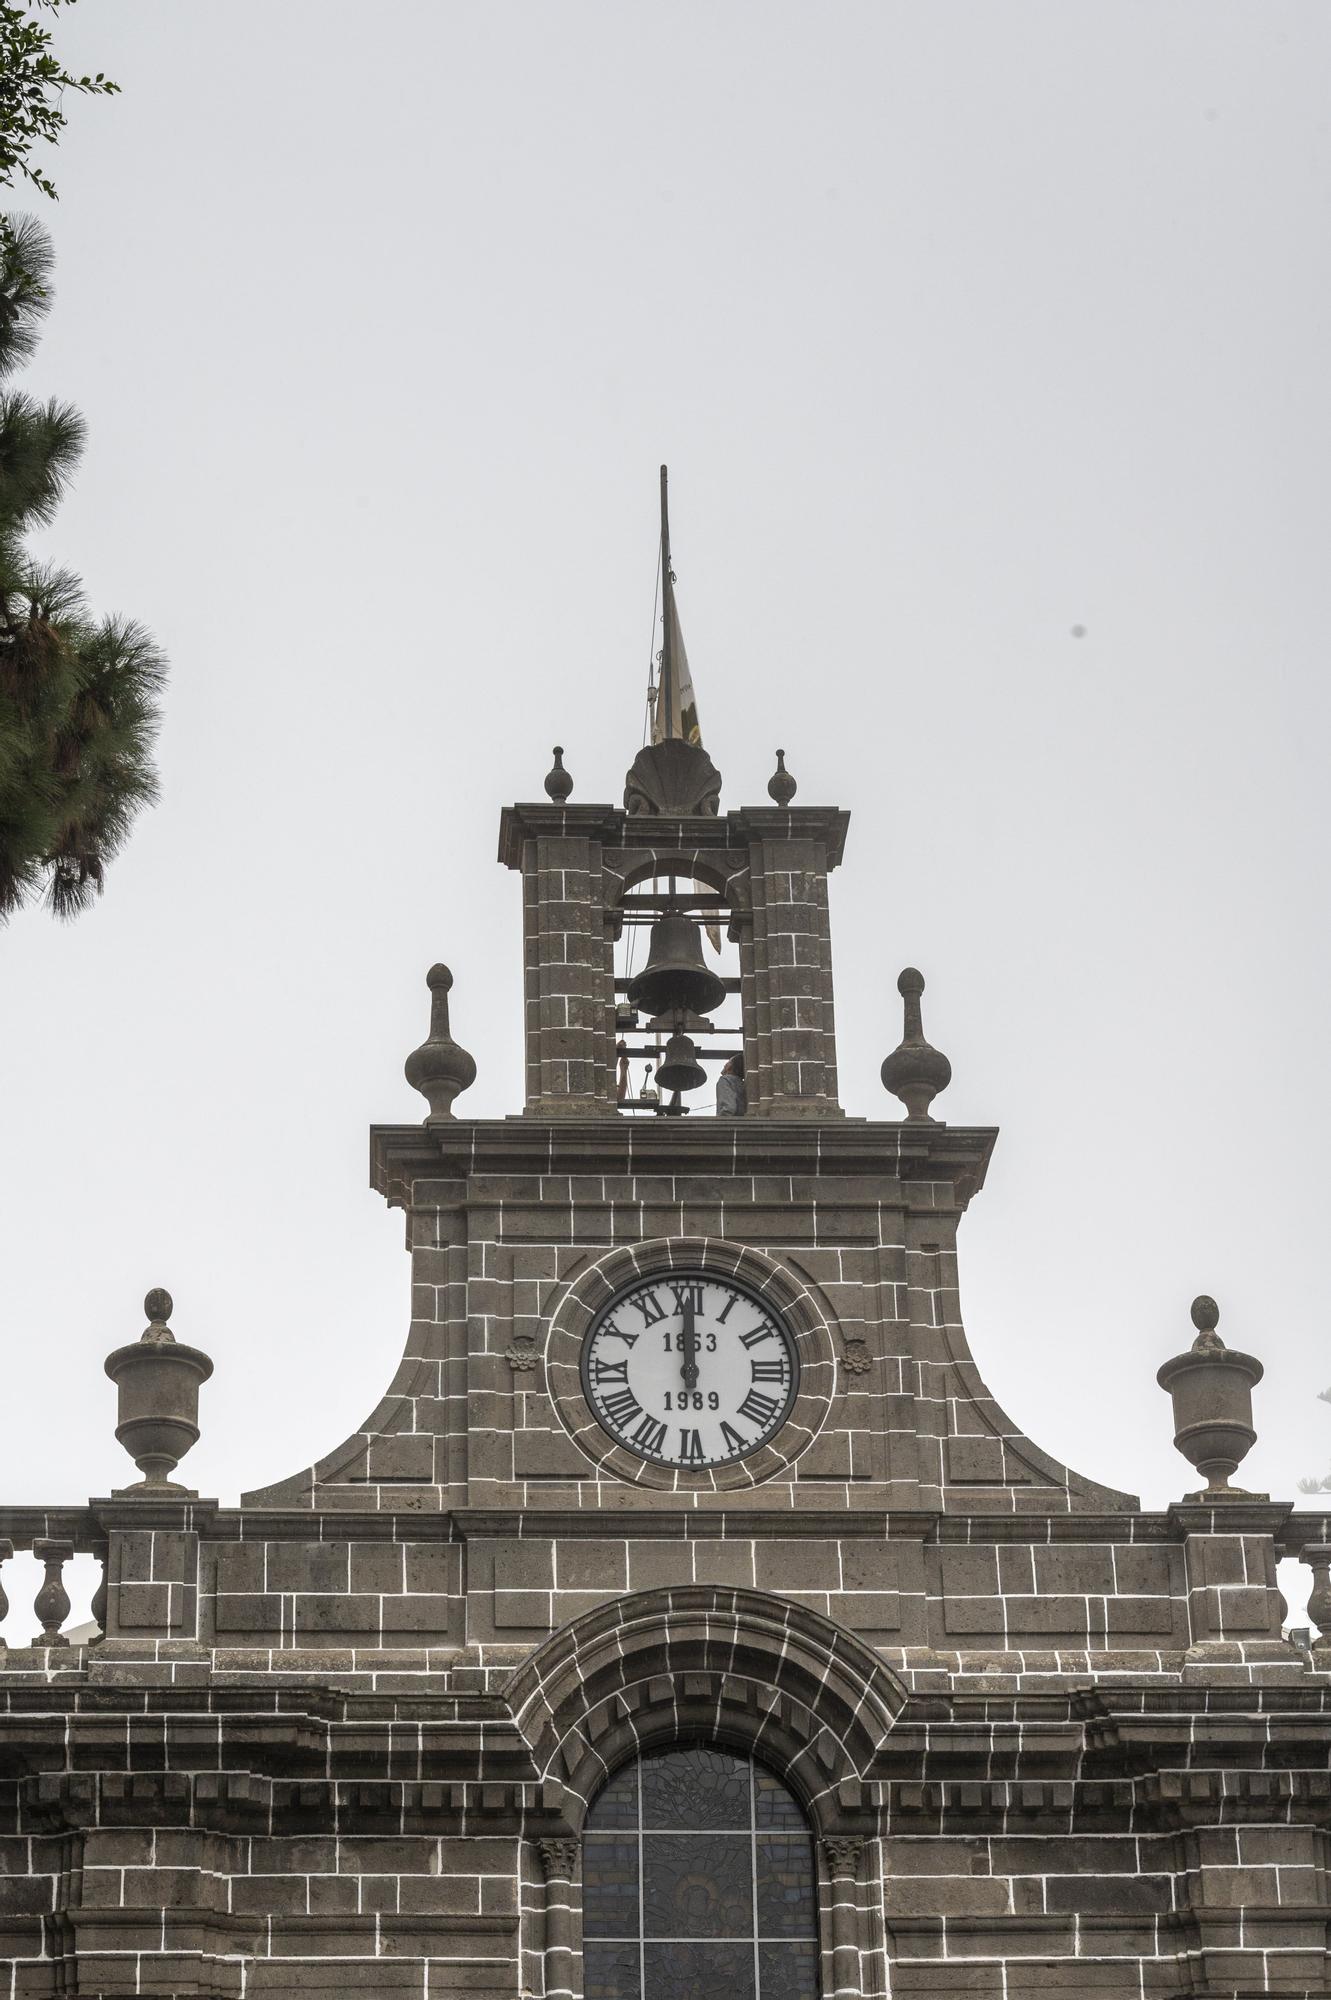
[370,1116,999,1208]
[449,1507,947,1541]
[496,802,624,868]
[496,800,851,870]
[1278,1510,1331,1556]
[1164,1499,1294,1537]
[8,1499,1325,1551]
[724,804,850,864]
[0,1505,99,1546]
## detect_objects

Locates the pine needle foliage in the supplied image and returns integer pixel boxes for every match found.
[0,214,165,920]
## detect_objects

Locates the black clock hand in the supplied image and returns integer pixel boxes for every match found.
[681,1294,699,1391]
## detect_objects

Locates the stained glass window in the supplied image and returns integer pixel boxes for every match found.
[583,1747,820,2000]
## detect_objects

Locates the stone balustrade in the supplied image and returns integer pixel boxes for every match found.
[0,1516,106,1651]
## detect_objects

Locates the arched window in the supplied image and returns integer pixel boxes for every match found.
[582,1744,820,1999]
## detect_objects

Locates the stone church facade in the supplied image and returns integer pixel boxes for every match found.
[2,719,1330,1999]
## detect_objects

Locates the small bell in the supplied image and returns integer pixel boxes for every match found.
[655,1029,707,1095]
[627,911,727,1019]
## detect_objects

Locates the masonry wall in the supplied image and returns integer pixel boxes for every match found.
[3,1618,1330,1999]
[2,999,1326,1996]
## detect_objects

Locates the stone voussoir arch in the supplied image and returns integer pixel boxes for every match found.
[604,845,752,913]
[506,1584,905,1836]
[543,1236,839,1492]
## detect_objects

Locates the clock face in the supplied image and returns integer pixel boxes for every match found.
[581,1271,799,1469]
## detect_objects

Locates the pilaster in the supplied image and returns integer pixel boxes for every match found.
[731,806,848,1117]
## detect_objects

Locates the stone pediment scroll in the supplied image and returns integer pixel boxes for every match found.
[624,738,722,815]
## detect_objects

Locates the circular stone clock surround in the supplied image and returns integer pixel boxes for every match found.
[544,1238,839,1492]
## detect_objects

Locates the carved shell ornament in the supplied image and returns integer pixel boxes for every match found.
[624,738,722,817]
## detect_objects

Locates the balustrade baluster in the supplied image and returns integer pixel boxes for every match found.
[31,1538,73,1647]
[1303,1542,1331,1652]
[89,1551,109,1643]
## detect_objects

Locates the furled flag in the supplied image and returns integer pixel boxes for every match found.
[653,562,701,747]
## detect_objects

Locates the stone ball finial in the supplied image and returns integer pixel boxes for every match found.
[142,1288,176,1346]
[881,967,952,1122]
[405,962,477,1121]
[1190,1295,1222,1351]
[768,748,797,806]
[544,746,573,802]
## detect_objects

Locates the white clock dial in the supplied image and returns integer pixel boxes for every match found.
[581,1272,798,1468]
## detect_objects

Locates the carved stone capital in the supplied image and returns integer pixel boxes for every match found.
[538,1837,580,1882]
[822,1836,863,1878]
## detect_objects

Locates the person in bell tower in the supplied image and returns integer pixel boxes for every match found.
[716,1052,747,1117]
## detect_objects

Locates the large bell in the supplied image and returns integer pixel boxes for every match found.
[655,1030,707,1095]
[627,912,727,1020]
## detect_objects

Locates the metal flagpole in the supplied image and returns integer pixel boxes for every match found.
[659,463,674,741]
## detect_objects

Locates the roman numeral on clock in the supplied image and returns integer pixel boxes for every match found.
[628,1414,667,1456]
[602,1387,643,1428]
[739,1323,776,1348]
[630,1291,667,1326]
[670,1280,705,1315]
[599,1322,638,1347]
[592,1358,629,1385]
[737,1388,779,1426]
[719,1421,748,1455]
[750,1359,786,1383]
[678,1428,704,1464]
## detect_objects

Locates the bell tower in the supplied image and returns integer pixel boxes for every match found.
[294,496,1133,1522]
[497,740,847,1121]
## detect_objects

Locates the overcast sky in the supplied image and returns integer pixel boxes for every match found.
[3,1,1329,1637]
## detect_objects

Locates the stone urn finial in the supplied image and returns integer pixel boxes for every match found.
[104,1289,214,1492]
[768,748,797,806]
[881,967,952,1121]
[544,746,573,802]
[1156,1295,1264,1499]
[405,963,477,1121]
